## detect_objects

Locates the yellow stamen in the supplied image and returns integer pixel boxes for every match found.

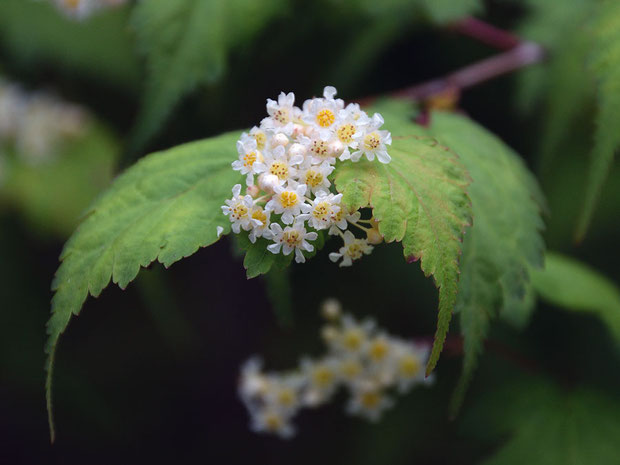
[316,109,335,128]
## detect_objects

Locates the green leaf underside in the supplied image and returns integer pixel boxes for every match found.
[531,252,620,343]
[45,131,242,440]
[334,108,473,376]
[465,377,620,465]
[130,0,284,151]
[577,0,620,240]
[426,111,545,414]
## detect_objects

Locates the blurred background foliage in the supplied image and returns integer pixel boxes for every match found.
[1,0,620,464]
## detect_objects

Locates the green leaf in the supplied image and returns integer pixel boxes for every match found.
[426,111,545,414]
[464,377,620,465]
[531,252,620,343]
[236,234,293,279]
[0,0,140,88]
[130,0,285,150]
[334,106,473,375]
[577,0,620,240]
[45,131,242,441]
[418,0,482,23]
[1,122,119,237]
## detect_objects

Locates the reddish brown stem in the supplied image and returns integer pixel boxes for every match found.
[391,41,544,101]
[356,18,545,107]
[450,16,520,51]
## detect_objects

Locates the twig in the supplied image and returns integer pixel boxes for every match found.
[356,18,546,106]
[449,16,520,51]
[391,41,544,101]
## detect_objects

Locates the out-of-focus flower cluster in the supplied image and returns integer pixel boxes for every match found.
[50,0,127,20]
[0,78,88,184]
[0,78,88,161]
[220,86,392,266]
[238,299,433,438]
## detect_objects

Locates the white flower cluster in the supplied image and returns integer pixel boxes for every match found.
[239,299,433,439]
[0,78,88,179]
[50,0,127,20]
[221,86,392,266]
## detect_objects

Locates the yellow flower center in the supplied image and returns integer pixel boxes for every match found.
[282,229,302,247]
[273,108,290,125]
[64,0,81,8]
[337,123,356,143]
[341,359,362,379]
[269,161,289,180]
[399,354,421,377]
[363,132,381,150]
[254,132,267,150]
[347,241,365,260]
[277,388,297,407]
[304,170,324,188]
[312,366,334,388]
[264,413,284,431]
[312,201,331,220]
[343,328,364,351]
[279,191,298,208]
[316,109,335,128]
[369,339,390,361]
[310,139,329,157]
[360,391,381,409]
[231,203,248,220]
[251,208,267,226]
[243,151,257,168]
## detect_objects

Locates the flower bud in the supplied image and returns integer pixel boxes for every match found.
[272,133,289,147]
[292,124,305,138]
[366,227,383,245]
[258,173,280,194]
[321,298,342,320]
[246,185,260,198]
[328,140,345,157]
[289,143,307,159]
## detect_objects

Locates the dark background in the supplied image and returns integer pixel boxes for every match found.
[1,1,620,464]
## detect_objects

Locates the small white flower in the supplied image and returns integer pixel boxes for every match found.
[302,86,344,137]
[337,356,365,387]
[299,132,337,165]
[300,357,340,406]
[334,107,369,151]
[216,226,224,238]
[329,314,376,355]
[232,137,265,186]
[329,231,374,267]
[267,221,317,263]
[238,357,269,408]
[250,407,296,439]
[265,182,308,225]
[263,374,305,414]
[349,113,392,164]
[221,184,261,233]
[392,342,432,393]
[262,91,298,134]
[260,145,302,185]
[249,125,268,151]
[300,191,342,230]
[328,209,361,235]
[248,206,272,243]
[346,382,394,422]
